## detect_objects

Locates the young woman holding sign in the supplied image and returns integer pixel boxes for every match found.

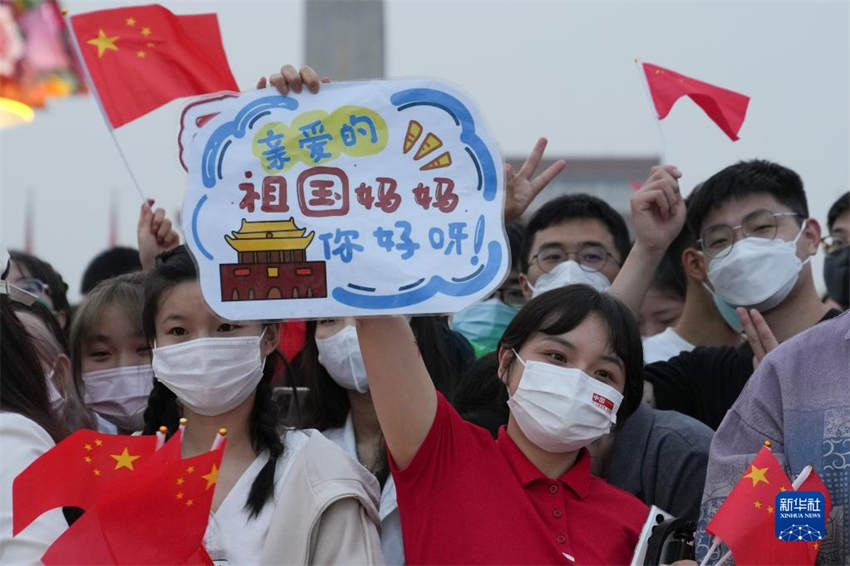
[142,245,383,564]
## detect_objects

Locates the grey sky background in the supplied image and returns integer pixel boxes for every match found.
[1,0,847,301]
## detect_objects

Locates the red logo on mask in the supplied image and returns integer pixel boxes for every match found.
[592,393,614,413]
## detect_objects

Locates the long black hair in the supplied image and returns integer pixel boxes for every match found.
[499,284,644,427]
[9,251,72,332]
[295,315,474,431]
[1,294,68,442]
[140,246,283,518]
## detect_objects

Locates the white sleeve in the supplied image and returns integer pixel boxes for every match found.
[0,413,67,565]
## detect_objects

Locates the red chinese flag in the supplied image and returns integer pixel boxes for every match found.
[797,467,832,563]
[70,4,238,128]
[97,445,225,564]
[12,429,157,535]
[706,446,814,565]
[642,62,750,141]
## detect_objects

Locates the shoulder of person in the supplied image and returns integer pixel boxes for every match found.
[646,407,713,448]
[281,428,380,516]
[0,412,54,451]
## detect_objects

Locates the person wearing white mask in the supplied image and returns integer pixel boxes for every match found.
[142,242,383,565]
[293,315,475,566]
[69,272,153,434]
[645,160,842,430]
[518,193,631,300]
[357,285,650,565]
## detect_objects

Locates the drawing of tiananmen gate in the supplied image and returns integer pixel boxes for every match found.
[220,218,327,301]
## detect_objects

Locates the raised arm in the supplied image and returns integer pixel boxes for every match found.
[608,165,685,313]
[356,316,437,469]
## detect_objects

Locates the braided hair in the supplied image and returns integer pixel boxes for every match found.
[141,247,284,518]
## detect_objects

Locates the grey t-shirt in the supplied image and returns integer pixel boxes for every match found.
[605,402,713,521]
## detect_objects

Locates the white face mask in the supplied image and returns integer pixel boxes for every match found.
[529,260,611,298]
[152,330,266,416]
[506,350,623,453]
[707,222,810,312]
[316,325,369,393]
[83,364,154,431]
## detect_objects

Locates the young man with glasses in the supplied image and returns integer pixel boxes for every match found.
[822,191,848,310]
[645,160,842,430]
[519,193,631,300]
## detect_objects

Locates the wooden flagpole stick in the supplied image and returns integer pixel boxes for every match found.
[634,58,668,163]
[792,465,813,490]
[155,425,168,450]
[714,549,733,566]
[63,10,146,202]
[698,537,722,566]
[210,427,227,451]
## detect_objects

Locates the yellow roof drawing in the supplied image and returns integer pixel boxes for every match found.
[225,218,315,252]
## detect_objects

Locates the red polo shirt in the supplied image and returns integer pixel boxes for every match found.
[390,392,648,565]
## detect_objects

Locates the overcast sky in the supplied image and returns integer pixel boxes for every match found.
[1,0,847,301]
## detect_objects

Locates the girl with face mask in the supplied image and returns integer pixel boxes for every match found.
[11,299,95,435]
[69,272,153,434]
[142,246,383,565]
[357,285,648,565]
[293,315,473,566]
[1,290,69,563]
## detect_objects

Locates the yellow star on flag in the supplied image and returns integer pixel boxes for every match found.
[176,492,184,500]
[137,50,146,58]
[84,456,91,463]
[202,464,219,490]
[186,466,195,474]
[146,42,155,48]
[111,448,141,471]
[84,443,93,451]
[754,500,762,509]
[176,477,184,486]
[743,464,769,487]
[780,486,788,492]
[186,499,194,507]
[767,506,774,514]
[141,27,151,36]
[93,468,101,476]
[95,439,103,446]
[125,17,135,26]
[87,30,119,58]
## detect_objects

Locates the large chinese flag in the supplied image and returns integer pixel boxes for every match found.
[642,62,750,141]
[69,4,238,128]
[12,429,157,535]
[706,446,818,565]
[42,441,224,565]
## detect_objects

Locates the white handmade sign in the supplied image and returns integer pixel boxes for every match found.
[182,80,509,320]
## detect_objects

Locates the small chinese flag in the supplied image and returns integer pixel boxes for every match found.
[12,429,157,535]
[641,62,750,141]
[706,445,817,566]
[69,4,238,128]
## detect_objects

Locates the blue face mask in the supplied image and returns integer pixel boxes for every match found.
[451,298,519,356]
[702,282,743,333]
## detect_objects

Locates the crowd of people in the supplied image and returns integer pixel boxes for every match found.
[2,65,849,565]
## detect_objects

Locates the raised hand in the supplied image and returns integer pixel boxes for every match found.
[137,199,180,271]
[504,138,567,223]
[631,165,686,253]
[738,307,779,368]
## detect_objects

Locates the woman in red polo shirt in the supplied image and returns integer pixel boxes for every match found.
[358,285,650,565]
